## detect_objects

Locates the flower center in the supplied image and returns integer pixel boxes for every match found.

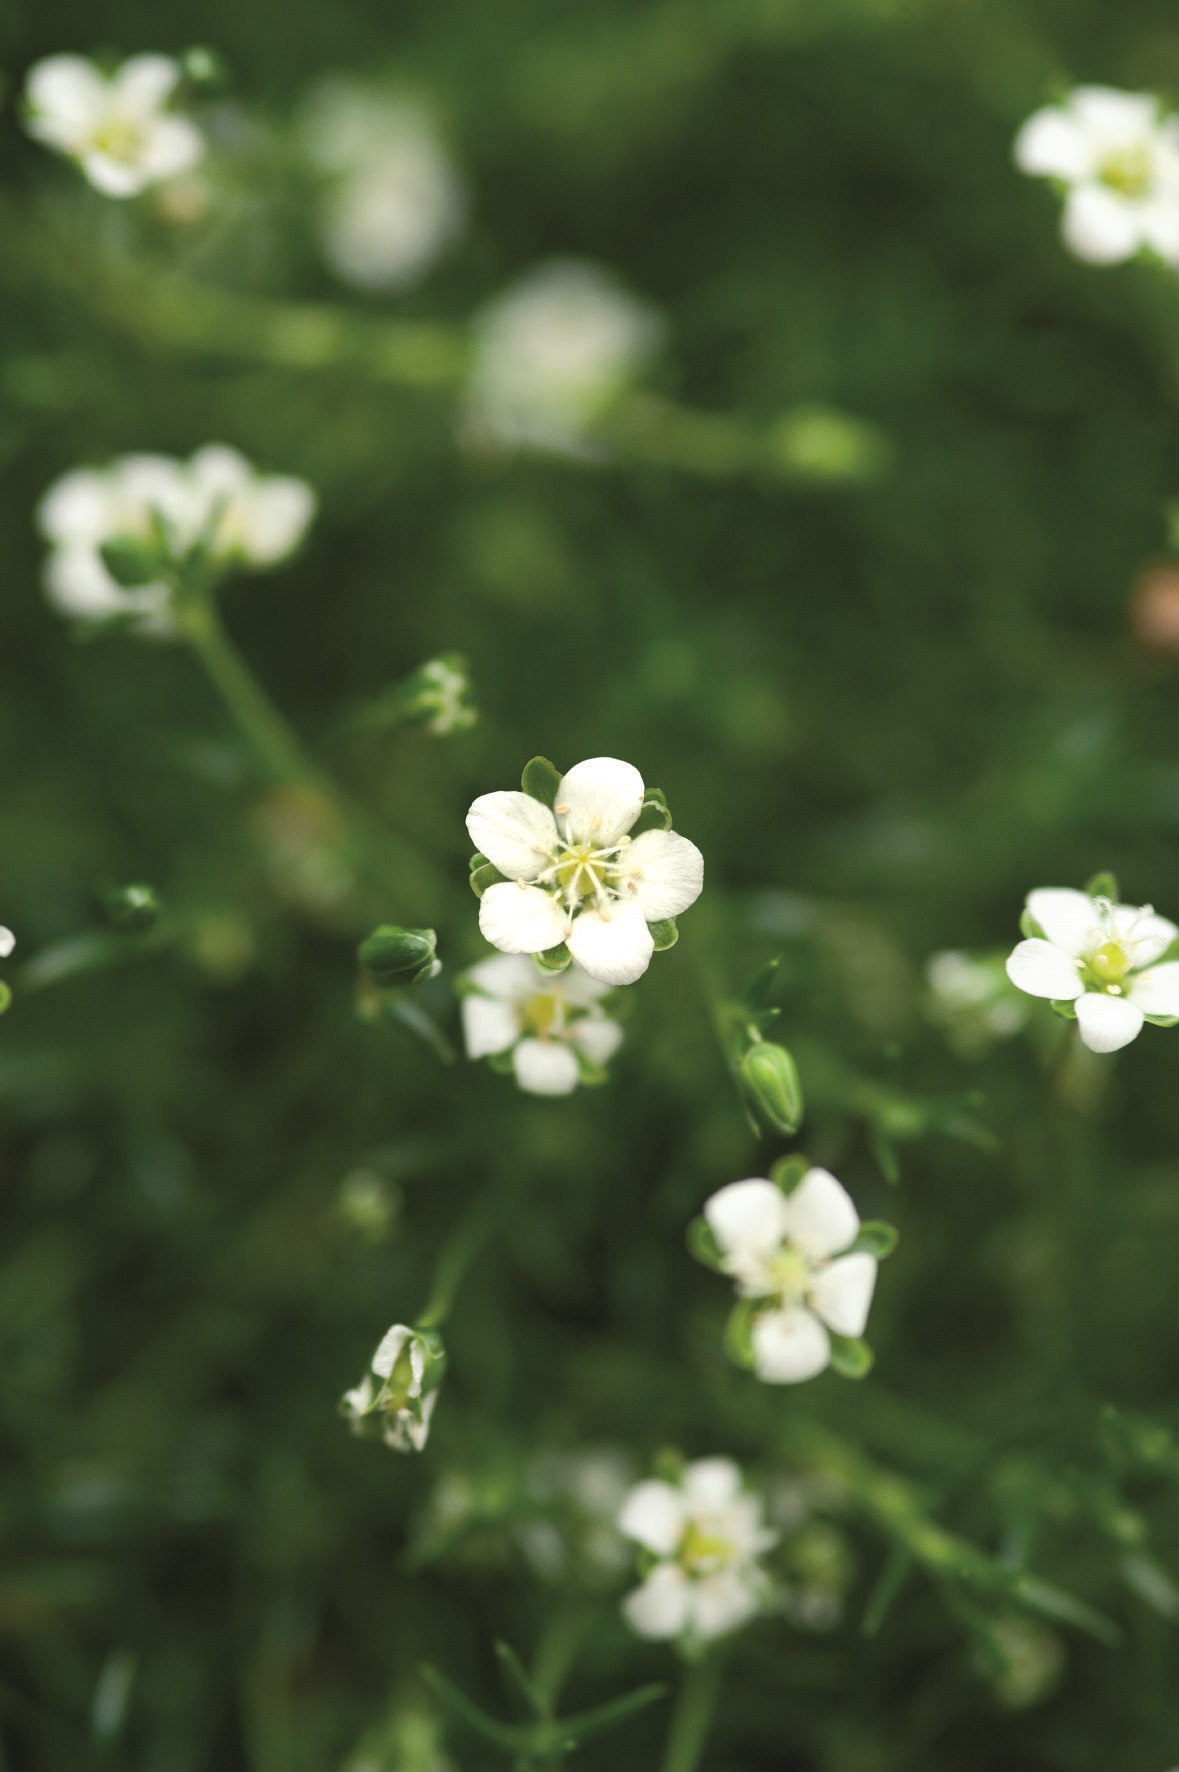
[1099,145,1153,198]
[520,992,560,1038]
[679,1521,736,1574]
[93,116,147,164]
[554,842,619,905]
[1084,940,1131,991]
[766,1245,814,1304]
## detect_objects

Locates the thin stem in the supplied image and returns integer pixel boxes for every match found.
[417,1190,501,1329]
[179,595,315,790]
[661,1656,721,1772]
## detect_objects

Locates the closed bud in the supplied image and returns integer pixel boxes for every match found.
[99,534,167,589]
[341,1324,445,1454]
[358,925,440,986]
[738,1039,804,1136]
[101,882,161,934]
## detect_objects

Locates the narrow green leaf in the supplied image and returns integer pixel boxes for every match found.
[556,1682,665,1744]
[1011,1574,1120,1646]
[648,918,678,951]
[522,757,562,804]
[869,1127,901,1184]
[739,958,782,1011]
[419,1666,523,1749]
[861,1545,912,1637]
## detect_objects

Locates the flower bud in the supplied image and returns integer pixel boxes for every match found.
[340,1323,446,1454]
[99,534,169,588]
[738,1040,804,1136]
[398,654,477,736]
[358,925,440,986]
[101,882,162,934]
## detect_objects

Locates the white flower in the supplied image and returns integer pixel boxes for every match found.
[300,80,465,292]
[24,54,204,198]
[460,953,623,1095]
[926,950,1028,1053]
[466,757,703,987]
[340,1323,443,1453]
[617,1458,777,1643]
[0,929,15,960]
[1014,86,1179,265]
[1005,886,1179,1054]
[704,1170,878,1385]
[464,260,662,457]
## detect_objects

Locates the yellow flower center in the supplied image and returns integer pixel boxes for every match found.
[1087,940,1131,988]
[556,844,612,901]
[679,1522,735,1573]
[1099,146,1152,198]
[93,116,146,164]
[766,1246,813,1303]
[520,992,560,1038]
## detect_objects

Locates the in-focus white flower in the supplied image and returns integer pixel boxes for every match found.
[926,950,1028,1054]
[340,1323,444,1453]
[618,1458,776,1643]
[1005,886,1179,1054]
[703,1170,877,1385]
[467,757,703,987]
[464,260,662,457]
[24,54,204,198]
[1014,86,1179,265]
[36,446,316,630]
[300,79,464,292]
[460,953,622,1095]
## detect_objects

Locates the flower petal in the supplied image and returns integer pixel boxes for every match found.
[1128,962,1179,1018]
[687,1570,760,1640]
[37,470,112,545]
[24,56,106,144]
[703,1178,790,1262]
[465,953,538,1001]
[137,114,205,182]
[781,1167,859,1261]
[618,1480,686,1555]
[478,882,569,955]
[1005,938,1083,1000]
[554,962,611,1007]
[370,1324,413,1382]
[555,757,645,845]
[512,1038,580,1095]
[617,828,704,921]
[1062,184,1143,263]
[1014,108,1092,180]
[751,1307,831,1385]
[1025,888,1099,955]
[569,1013,624,1065]
[1074,991,1145,1054]
[1110,904,1178,968]
[682,1458,743,1512]
[1071,85,1158,145]
[810,1253,877,1338]
[466,791,556,880]
[461,993,519,1059]
[566,900,653,985]
[0,929,14,959]
[113,54,181,116]
[622,1564,691,1639]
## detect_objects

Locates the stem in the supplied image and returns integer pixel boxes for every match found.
[661,1656,721,1772]
[417,1191,501,1329]
[179,595,315,790]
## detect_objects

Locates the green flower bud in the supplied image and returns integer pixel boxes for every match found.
[101,882,161,934]
[99,534,167,588]
[738,1040,804,1136]
[358,925,440,986]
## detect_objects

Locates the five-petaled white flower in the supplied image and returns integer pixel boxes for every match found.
[464,260,662,457]
[1005,887,1179,1054]
[340,1324,443,1454]
[1014,86,1179,265]
[460,954,623,1095]
[466,757,703,987]
[617,1458,777,1643]
[37,446,316,629]
[23,54,204,198]
[704,1170,877,1385]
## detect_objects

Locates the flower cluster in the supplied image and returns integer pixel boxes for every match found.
[1015,86,1179,265]
[37,446,316,629]
[459,954,622,1096]
[340,1324,445,1453]
[23,54,204,197]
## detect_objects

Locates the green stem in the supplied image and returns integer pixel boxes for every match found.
[417,1191,501,1330]
[661,1656,721,1772]
[179,595,315,790]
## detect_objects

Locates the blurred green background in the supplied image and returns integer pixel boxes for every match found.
[6,0,1179,1767]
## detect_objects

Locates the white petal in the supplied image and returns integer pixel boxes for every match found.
[556,963,611,1007]
[1111,905,1178,968]
[751,1307,831,1384]
[1005,939,1083,1000]
[1074,991,1145,1053]
[1139,200,1179,264]
[687,1571,760,1640]
[566,900,654,985]
[464,954,539,1001]
[137,115,205,182]
[80,153,152,197]
[1014,108,1092,180]
[218,477,315,567]
[781,1167,859,1261]
[622,1564,691,1639]
[0,928,14,958]
[1128,962,1179,1018]
[682,1458,743,1512]
[371,1324,413,1382]
[24,56,106,144]
[810,1253,877,1338]
[1062,184,1143,263]
[555,757,645,845]
[1071,86,1157,145]
[617,1480,686,1555]
[466,791,556,879]
[703,1179,790,1262]
[478,882,569,955]
[617,828,704,921]
[113,54,181,116]
[1025,888,1099,955]
[569,1013,623,1065]
[37,470,113,545]
[513,1038,580,1095]
[460,994,520,1059]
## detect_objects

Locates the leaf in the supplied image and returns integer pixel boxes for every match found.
[648,918,678,951]
[470,863,505,899]
[828,1334,874,1379]
[556,1682,665,1745]
[1085,871,1119,902]
[851,1221,899,1259]
[384,996,456,1064]
[769,1153,810,1194]
[419,1666,521,1750]
[686,1215,726,1271]
[494,1641,548,1719]
[521,757,562,805]
[724,1300,757,1370]
[1011,1574,1120,1646]
[739,957,782,1011]
[868,1126,901,1185]
[861,1545,912,1638]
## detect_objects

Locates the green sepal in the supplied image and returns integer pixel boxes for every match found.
[521,756,562,805]
[469,851,489,871]
[1144,1013,1179,1027]
[1019,909,1042,940]
[631,789,673,836]
[653,1447,685,1485]
[487,1051,516,1076]
[573,1051,609,1087]
[1050,998,1078,1020]
[1086,871,1119,902]
[850,1220,899,1259]
[469,862,505,898]
[99,533,165,588]
[648,917,678,952]
[828,1334,874,1379]
[769,1153,810,1194]
[533,942,572,974]
[724,1299,758,1370]
[100,881,161,934]
[686,1215,726,1271]
[0,981,11,1015]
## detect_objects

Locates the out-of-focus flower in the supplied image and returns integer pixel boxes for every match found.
[460,953,622,1094]
[618,1458,776,1643]
[703,1170,877,1384]
[340,1324,445,1454]
[467,756,702,987]
[300,79,464,292]
[0,930,14,960]
[398,655,478,735]
[1131,562,1179,652]
[523,1447,635,1585]
[23,54,204,197]
[464,261,662,457]
[1014,87,1179,264]
[1005,886,1179,1053]
[36,447,316,630]
[926,950,1028,1054]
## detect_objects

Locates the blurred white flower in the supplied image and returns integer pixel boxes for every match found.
[36,446,316,630]
[524,1446,635,1584]
[1014,86,1179,264]
[340,1324,444,1453]
[300,80,464,292]
[704,1170,877,1385]
[464,260,662,457]
[1005,886,1179,1054]
[460,953,622,1094]
[467,756,702,987]
[401,655,477,735]
[926,950,1028,1053]
[0,929,15,960]
[618,1458,776,1643]
[24,53,204,197]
